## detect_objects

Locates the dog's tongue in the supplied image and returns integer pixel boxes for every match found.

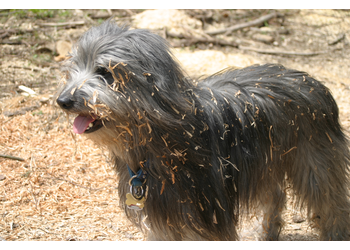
[73,115,95,134]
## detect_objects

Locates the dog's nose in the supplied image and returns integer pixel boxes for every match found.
[56,95,74,110]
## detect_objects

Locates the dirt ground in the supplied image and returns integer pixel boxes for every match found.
[1,9,350,241]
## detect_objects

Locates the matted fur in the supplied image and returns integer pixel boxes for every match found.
[56,20,350,240]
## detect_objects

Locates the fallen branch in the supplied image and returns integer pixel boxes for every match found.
[38,20,85,28]
[0,28,34,39]
[3,103,41,117]
[239,46,326,56]
[0,154,25,161]
[206,12,278,36]
[0,40,22,45]
[167,30,238,47]
[0,30,14,39]
[8,65,41,72]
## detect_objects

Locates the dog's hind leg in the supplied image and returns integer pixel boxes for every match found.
[259,182,286,240]
[313,195,350,241]
[306,161,350,240]
[290,140,350,240]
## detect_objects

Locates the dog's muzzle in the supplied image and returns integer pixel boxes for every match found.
[56,95,75,110]
[56,95,104,134]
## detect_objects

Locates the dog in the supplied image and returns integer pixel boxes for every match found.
[56,20,350,240]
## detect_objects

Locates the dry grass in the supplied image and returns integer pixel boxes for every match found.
[0,97,143,241]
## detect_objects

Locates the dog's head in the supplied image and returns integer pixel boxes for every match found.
[56,21,194,156]
[57,21,191,134]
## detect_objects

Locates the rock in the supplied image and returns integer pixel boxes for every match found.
[54,40,72,62]
[252,33,275,44]
[133,9,201,36]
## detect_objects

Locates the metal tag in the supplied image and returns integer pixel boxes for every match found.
[126,193,146,210]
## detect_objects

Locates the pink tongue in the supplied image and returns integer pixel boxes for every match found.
[73,115,95,134]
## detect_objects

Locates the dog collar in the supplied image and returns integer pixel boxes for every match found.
[126,161,148,210]
[127,161,148,186]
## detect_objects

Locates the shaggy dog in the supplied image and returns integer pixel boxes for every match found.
[56,20,350,240]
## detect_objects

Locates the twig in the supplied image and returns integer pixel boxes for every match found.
[3,103,41,117]
[206,12,277,36]
[0,154,25,161]
[44,175,117,192]
[28,180,40,211]
[0,28,35,39]
[239,46,326,56]
[8,65,42,72]
[38,21,85,28]
[2,116,14,125]
[280,146,297,156]
[328,33,345,46]
[218,156,239,171]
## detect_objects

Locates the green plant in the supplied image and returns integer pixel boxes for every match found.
[32,110,44,116]
[9,9,69,19]
[21,170,31,178]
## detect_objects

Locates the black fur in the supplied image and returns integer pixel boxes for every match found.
[56,20,350,240]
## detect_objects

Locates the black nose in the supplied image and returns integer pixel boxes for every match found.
[56,95,74,110]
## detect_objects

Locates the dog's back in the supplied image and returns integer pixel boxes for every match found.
[196,64,350,240]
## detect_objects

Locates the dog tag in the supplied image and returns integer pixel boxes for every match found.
[126,193,146,210]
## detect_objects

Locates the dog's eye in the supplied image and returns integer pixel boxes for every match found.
[96,67,110,76]
[96,67,114,85]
